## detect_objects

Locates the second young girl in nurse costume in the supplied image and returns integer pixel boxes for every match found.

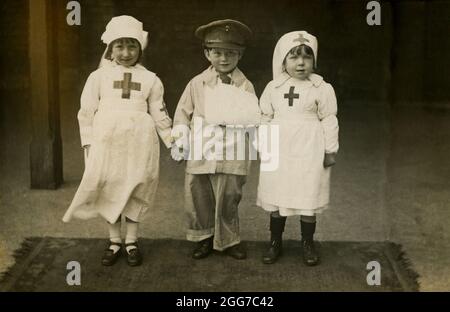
[257,31,339,266]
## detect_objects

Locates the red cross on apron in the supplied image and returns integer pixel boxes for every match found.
[284,86,299,106]
[113,73,141,99]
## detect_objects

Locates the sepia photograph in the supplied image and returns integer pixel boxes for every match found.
[0,0,449,300]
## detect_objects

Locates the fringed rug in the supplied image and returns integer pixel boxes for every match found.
[0,237,419,291]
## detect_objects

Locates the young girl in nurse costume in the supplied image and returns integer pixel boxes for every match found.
[257,31,339,266]
[62,16,173,267]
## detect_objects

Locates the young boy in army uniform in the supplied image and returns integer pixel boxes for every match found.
[171,19,257,260]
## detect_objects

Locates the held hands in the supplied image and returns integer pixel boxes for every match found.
[170,125,190,162]
[323,153,337,168]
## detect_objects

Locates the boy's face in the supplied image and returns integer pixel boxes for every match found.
[284,52,314,80]
[204,48,242,74]
[111,40,140,67]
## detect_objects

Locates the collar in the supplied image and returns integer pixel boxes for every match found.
[202,66,247,88]
[106,59,144,70]
[273,72,324,88]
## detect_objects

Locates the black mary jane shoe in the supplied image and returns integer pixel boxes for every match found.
[101,241,122,266]
[126,242,143,267]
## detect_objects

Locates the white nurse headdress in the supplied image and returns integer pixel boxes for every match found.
[101,15,148,50]
[272,31,318,80]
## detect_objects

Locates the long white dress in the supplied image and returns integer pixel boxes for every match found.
[256,73,339,216]
[63,61,172,224]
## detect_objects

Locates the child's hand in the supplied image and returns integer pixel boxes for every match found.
[323,153,336,168]
[170,142,186,162]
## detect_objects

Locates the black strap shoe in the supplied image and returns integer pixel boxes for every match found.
[302,239,319,266]
[192,237,213,259]
[101,241,122,266]
[225,244,247,260]
[126,242,143,267]
[262,239,282,264]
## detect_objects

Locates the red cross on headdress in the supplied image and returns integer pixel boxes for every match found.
[293,33,310,44]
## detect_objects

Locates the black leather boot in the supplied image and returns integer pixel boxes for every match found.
[262,215,287,264]
[192,236,214,259]
[300,220,319,266]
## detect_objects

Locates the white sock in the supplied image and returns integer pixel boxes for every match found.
[125,221,139,254]
[108,222,122,254]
